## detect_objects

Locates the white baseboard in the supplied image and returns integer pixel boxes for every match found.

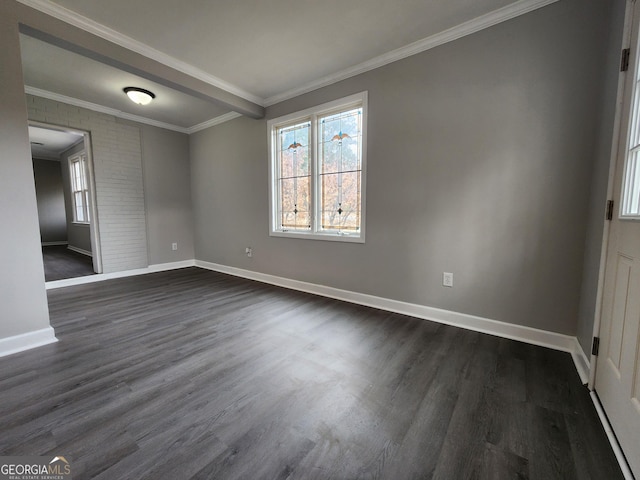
[44,258,591,382]
[590,392,635,480]
[41,241,68,247]
[67,245,92,257]
[571,338,590,385]
[45,259,196,290]
[0,327,58,358]
[195,260,582,360]
[147,260,196,272]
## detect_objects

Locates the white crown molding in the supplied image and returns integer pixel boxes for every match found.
[187,112,243,134]
[15,0,263,106]
[263,0,560,106]
[0,327,57,358]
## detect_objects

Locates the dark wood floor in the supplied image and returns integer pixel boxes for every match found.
[0,268,623,479]
[42,245,95,282]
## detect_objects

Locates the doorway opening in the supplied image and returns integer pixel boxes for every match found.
[29,122,102,281]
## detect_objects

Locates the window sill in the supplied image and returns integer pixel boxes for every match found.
[270,230,364,243]
[72,222,91,227]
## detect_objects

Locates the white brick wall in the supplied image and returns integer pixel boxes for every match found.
[27,95,148,273]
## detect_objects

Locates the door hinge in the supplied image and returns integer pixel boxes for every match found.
[592,336,600,356]
[621,48,631,72]
[606,200,614,221]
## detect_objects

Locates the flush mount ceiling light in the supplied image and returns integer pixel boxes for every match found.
[123,87,155,105]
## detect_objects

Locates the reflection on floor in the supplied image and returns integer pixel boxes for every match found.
[42,245,95,282]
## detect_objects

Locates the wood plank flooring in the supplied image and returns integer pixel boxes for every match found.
[0,267,624,479]
[42,245,95,282]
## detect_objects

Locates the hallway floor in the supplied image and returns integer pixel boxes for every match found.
[42,245,94,282]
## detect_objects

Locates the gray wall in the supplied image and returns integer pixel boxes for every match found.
[0,0,51,339]
[141,125,195,265]
[32,158,67,244]
[191,0,614,336]
[59,141,92,254]
[576,0,627,356]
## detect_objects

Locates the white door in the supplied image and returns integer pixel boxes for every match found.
[595,4,640,477]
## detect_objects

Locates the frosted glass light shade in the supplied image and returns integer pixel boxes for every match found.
[124,87,155,105]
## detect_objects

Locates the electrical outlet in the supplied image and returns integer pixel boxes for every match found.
[171,242,178,251]
[245,247,252,258]
[443,272,453,287]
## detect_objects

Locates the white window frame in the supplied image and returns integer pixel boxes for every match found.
[621,35,640,220]
[268,91,367,243]
[68,151,90,224]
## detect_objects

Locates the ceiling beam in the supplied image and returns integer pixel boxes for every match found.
[12,1,265,119]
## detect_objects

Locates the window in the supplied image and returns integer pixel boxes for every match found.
[622,47,640,219]
[69,152,90,223]
[268,92,367,242]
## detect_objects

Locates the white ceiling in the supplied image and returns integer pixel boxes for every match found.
[17,0,553,130]
[29,125,83,159]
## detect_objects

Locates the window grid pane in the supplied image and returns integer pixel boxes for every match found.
[631,80,640,149]
[84,190,91,222]
[318,108,362,232]
[277,122,311,230]
[623,75,640,217]
[79,157,87,191]
[69,155,90,223]
[71,161,80,191]
[74,191,85,222]
[623,149,640,216]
